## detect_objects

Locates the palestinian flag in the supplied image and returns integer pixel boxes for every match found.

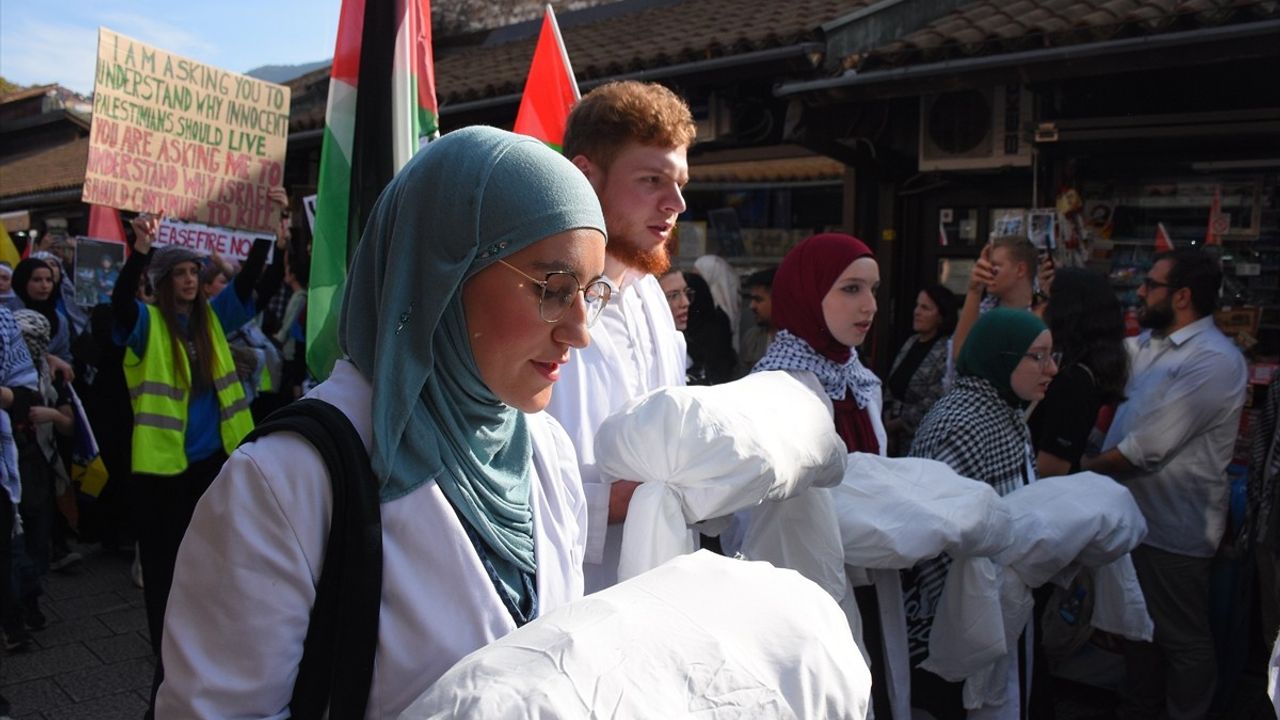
[512,4,580,151]
[307,0,438,380]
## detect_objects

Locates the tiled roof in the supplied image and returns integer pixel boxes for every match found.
[851,0,1280,71]
[288,0,867,132]
[0,85,57,105]
[436,0,864,104]
[0,137,88,199]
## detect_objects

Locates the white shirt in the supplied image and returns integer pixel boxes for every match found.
[544,271,686,591]
[1102,315,1246,557]
[156,360,587,719]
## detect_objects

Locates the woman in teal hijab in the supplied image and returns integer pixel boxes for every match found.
[903,307,1059,719]
[156,126,611,717]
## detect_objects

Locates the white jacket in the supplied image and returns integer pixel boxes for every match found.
[544,272,686,591]
[156,360,588,719]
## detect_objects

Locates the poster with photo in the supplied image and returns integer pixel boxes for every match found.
[1027,209,1057,251]
[74,238,126,307]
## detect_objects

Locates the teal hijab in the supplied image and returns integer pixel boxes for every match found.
[338,126,606,577]
[956,308,1047,407]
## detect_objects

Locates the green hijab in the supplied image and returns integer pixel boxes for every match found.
[338,126,606,577]
[956,308,1047,407]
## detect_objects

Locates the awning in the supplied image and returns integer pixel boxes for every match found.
[0,210,30,233]
[687,154,845,190]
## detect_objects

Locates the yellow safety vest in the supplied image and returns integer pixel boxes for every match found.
[124,305,254,476]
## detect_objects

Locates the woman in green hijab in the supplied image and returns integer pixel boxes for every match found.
[156,126,610,718]
[901,307,1059,719]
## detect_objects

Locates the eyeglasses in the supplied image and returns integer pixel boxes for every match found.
[1017,349,1062,370]
[664,287,696,303]
[1141,277,1172,290]
[497,259,613,327]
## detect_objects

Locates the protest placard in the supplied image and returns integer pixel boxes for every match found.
[154,218,275,264]
[83,28,291,234]
[73,238,126,307]
[302,193,317,233]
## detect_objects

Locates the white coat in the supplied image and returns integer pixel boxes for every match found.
[156,360,587,719]
[544,271,686,591]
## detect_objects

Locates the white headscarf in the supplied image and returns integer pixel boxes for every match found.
[694,254,740,351]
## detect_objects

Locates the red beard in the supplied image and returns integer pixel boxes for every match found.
[607,233,671,276]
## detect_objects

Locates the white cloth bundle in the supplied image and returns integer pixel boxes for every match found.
[595,371,847,582]
[834,453,1015,569]
[833,453,1017,720]
[398,551,871,720]
[957,472,1153,715]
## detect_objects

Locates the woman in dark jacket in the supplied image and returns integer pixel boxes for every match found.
[1028,268,1128,477]
[884,285,956,456]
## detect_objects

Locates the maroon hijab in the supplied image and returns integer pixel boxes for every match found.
[771,233,879,454]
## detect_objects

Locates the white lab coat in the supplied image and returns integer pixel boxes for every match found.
[544,272,686,591]
[156,360,588,720]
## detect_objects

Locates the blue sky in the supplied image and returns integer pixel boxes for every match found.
[0,0,341,95]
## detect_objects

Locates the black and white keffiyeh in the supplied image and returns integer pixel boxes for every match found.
[753,329,881,409]
[902,374,1033,663]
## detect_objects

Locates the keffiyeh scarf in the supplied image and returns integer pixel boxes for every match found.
[754,329,881,409]
[903,374,1033,663]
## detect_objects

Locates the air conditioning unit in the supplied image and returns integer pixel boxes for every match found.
[919,85,1032,172]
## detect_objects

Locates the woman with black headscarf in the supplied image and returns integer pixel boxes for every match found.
[12,258,72,364]
[681,272,737,385]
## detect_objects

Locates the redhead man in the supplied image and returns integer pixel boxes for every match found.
[544,80,695,591]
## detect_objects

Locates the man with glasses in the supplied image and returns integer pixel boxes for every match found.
[1084,247,1246,720]
[544,80,696,592]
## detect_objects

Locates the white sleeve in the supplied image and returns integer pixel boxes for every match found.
[544,345,615,565]
[156,443,327,720]
[536,411,591,574]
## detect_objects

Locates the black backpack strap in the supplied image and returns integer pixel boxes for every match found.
[241,398,382,720]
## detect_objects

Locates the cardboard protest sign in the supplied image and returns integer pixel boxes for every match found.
[73,237,126,307]
[84,28,291,234]
[155,218,274,264]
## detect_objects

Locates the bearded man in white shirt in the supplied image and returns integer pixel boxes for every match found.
[544,80,696,592]
[1084,247,1246,720]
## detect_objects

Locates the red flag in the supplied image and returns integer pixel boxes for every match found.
[512,5,579,150]
[1154,222,1173,253]
[87,204,127,243]
[1205,185,1224,246]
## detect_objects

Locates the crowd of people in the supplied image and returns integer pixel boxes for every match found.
[0,78,1272,720]
[0,184,309,716]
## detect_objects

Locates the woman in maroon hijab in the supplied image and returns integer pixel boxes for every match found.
[753,233,885,454]
[751,232,892,718]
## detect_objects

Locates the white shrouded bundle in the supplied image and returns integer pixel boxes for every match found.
[833,453,1015,569]
[594,371,848,582]
[834,453,1018,719]
[397,551,871,720]
[945,472,1153,715]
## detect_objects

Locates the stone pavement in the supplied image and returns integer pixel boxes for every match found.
[1,545,154,720]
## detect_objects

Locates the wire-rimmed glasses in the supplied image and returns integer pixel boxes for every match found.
[497,259,613,327]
